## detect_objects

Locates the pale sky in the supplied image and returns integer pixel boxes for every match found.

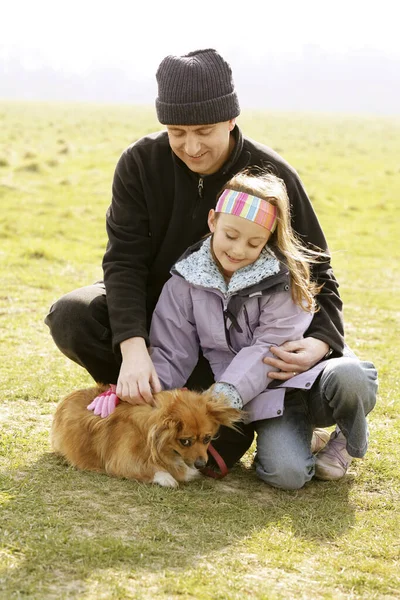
[2,0,399,72]
[1,0,399,112]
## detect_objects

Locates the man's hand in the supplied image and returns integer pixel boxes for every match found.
[117,337,162,405]
[263,337,329,381]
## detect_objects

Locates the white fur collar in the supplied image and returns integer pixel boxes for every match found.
[174,237,280,296]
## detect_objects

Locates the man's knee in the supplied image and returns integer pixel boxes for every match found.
[45,285,108,351]
[328,357,375,387]
[323,358,378,414]
[46,291,84,346]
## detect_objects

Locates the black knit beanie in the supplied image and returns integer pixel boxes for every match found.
[155,48,240,125]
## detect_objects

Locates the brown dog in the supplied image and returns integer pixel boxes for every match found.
[51,385,241,487]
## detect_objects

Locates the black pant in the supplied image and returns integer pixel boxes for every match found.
[45,283,255,469]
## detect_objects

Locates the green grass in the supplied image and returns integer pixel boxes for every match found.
[1,101,399,599]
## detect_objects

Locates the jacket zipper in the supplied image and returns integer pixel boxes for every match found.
[243,305,250,329]
[222,296,244,355]
[192,177,204,221]
[198,177,204,198]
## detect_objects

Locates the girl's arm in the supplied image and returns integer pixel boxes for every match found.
[149,277,200,390]
[217,290,313,406]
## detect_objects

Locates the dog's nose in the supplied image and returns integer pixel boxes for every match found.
[194,457,207,469]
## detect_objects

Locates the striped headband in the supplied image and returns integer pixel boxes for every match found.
[215,189,278,232]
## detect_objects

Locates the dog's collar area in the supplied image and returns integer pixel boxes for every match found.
[203,443,229,479]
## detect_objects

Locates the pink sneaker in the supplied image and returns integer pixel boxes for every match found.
[315,430,352,480]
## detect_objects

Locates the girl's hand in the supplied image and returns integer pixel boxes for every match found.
[263,337,329,381]
[117,337,162,405]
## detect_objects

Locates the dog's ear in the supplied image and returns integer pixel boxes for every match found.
[147,396,183,460]
[156,392,184,433]
[202,391,243,429]
[147,420,176,463]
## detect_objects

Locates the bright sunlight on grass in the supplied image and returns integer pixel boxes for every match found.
[0,102,399,599]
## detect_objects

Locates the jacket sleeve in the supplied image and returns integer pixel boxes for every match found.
[217,291,313,405]
[148,277,200,390]
[283,168,344,354]
[102,148,152,351]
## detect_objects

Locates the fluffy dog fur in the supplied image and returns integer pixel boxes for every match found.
[51,385,241,487]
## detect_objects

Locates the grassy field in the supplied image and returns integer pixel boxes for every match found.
[0,101,399,599]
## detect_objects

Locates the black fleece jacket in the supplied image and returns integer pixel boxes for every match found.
[102,125,344,354]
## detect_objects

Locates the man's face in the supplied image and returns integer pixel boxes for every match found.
[166,120,236,175]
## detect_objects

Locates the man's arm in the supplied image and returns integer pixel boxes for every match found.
[283,169,344,353]
[255,161,344,378]
[102,148,152,352]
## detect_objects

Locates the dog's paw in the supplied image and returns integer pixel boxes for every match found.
[153,471,179,488]
[184,466,200,481]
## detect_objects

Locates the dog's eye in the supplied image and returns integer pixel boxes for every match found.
[203,435,212,444]
[179,438,192,447]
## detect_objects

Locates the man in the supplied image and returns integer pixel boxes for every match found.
[46,49,377,487]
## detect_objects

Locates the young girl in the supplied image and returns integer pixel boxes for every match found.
[148,171,324,420]
[89,172,376,489]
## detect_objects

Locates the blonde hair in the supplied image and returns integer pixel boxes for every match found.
[219,171,327,312]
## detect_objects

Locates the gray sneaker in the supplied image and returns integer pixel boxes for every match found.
[315,430,352,480]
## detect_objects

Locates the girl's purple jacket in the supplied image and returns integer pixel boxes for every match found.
[149,237,328,422]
